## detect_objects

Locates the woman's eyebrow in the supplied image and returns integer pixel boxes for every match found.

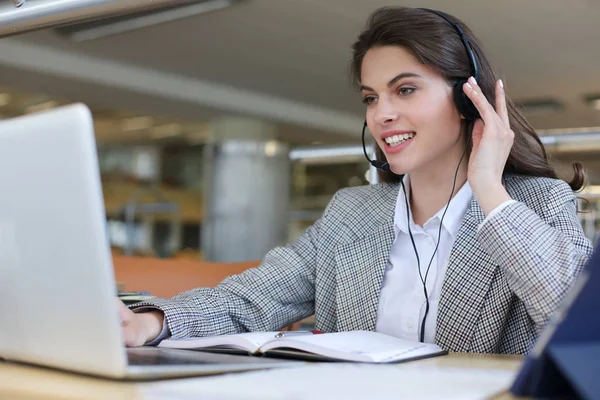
[360,72,423,91]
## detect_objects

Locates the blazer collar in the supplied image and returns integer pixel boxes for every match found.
[394,175,473,238]
[342,183,399,241]
[334,183,398,332]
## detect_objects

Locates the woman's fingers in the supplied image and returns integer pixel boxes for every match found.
[494,79,510,127]
[463,76,495,123]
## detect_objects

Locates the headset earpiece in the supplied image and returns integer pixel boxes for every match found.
[453,79,480,121]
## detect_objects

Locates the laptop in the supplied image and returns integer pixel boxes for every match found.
[0,103,303,380]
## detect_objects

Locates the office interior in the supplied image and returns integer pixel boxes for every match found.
[1,0,599,398]
[1,84,599,262]
[5,84,598,262]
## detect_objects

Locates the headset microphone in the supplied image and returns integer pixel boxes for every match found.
[361,121,391,172]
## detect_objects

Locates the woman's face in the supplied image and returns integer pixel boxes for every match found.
[360,45,465,176]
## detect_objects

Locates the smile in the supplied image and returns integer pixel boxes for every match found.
[384,132,415,147]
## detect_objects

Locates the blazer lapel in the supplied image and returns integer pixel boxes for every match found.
[435,198,498,351]
[334,185,397,332]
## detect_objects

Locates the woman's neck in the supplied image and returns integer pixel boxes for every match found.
[408,161,468,227]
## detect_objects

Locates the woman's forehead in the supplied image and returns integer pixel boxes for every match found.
[360,46,437,86]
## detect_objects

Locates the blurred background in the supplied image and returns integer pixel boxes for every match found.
[1,0,600,262]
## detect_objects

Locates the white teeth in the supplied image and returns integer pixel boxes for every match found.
[384,133,415,146]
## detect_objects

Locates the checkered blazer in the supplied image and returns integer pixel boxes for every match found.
[137,174,593,354]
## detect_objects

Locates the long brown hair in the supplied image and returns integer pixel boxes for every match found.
[350,7,585,191]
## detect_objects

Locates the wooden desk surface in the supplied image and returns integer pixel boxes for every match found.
[0,353,525,400]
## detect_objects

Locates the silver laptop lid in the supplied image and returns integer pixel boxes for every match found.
[0,104,128,378]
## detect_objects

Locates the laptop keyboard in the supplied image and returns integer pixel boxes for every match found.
[127,347,292,366]
[128,350,210,365]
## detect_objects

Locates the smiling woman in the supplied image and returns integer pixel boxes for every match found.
[120,6,593,356]
[350,7,585,192]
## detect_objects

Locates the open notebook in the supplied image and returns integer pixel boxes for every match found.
[158,331,447,363]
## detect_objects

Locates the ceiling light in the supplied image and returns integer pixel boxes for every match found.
[289,145,371,165]
[580,185,600,195]
[515,99,563,115]
[264,140,280,157]
[584,95,600,111]
[121,116,154,131]
[0,93,11,107]
[26,100,59,113]
[537,126,600,135]
[538,127,600,153]
[151,123,182,139]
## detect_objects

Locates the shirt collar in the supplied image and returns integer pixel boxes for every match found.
[394,174,473,238]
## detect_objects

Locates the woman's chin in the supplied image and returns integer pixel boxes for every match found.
[387,162,411,176]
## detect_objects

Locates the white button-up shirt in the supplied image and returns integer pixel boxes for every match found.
[375,175,473,343]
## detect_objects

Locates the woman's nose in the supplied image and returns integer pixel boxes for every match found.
[373,100,398,125]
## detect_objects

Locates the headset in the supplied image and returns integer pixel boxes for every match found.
[425,8,480,121]
[361,8,478,342]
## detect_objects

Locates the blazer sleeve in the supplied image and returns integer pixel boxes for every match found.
[476,180,594,328]
[131,192,339,340]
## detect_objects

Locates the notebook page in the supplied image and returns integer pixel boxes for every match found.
[159,331,279,353]
[259,331,442,362]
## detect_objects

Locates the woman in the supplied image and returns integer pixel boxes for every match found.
[120,7,592,354]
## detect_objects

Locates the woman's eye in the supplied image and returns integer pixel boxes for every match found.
[398,87,416,96]
[362,96,377,105]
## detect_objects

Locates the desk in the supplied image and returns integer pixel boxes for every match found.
[0,353,525,400]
